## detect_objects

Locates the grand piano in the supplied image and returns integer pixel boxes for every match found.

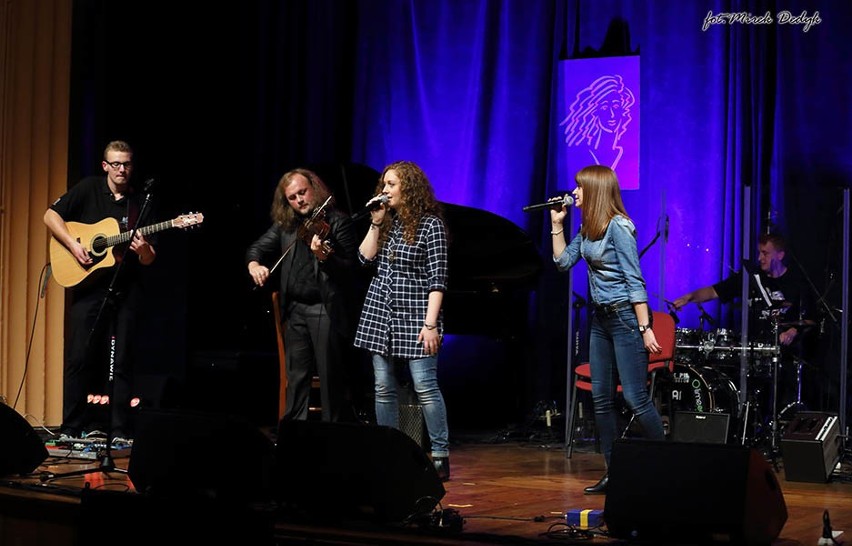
[439,202,542,337]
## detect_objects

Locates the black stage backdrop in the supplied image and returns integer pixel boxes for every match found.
[66,0,852,430]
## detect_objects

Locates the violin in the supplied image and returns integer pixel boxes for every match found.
[297,196,334,257]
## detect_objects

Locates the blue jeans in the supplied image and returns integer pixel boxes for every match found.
[589,306,664,467]
[372,353,449,458]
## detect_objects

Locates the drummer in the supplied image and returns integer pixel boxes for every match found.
[672,233,817,409]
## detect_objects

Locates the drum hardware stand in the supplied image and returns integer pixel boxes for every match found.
[762,318,785,470]
[778,357,808,422]
[739,379,768,449]
[733,339,782,458]
[696,302,716,332]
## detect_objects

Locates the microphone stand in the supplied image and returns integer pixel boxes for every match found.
[637,230,661,260]
[637,213,668,260]
[41,187,154,482]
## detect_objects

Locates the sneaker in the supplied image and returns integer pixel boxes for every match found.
[111,436,133,447]
[83,429,107,440]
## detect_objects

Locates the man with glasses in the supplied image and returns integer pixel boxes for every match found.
[44,140,156,445]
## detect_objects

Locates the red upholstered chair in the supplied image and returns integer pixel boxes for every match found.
[272,291,288,420]
[566,310,677,458]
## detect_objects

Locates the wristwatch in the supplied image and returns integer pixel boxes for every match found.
[637,324,651,333]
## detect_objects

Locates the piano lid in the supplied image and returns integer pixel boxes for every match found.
[442,202,542,293]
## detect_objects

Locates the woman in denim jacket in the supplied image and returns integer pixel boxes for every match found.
[550,165,665,495]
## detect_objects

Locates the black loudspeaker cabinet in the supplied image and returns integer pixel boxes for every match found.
[781,412,840,483]
[400,403,431,451]
[0,402,48,476]
[127,408,275,502]
[672,410,730,444]
[605,439,787,545]
[275,420,445,523]
[398,375,430,451]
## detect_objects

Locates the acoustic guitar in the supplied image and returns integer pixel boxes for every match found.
[49,213,204,288]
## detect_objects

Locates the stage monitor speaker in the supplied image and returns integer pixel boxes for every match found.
[781,411,840,483]
[275,420,445,523]
[128,408,275,502]
[0,402,48,476]
[605,439,787,545]
[672,411,730,444]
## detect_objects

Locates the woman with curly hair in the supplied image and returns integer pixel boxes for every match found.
[354,160,451,481]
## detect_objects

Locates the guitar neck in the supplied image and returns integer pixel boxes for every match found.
[101,220,175,249]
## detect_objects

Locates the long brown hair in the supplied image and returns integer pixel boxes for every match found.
[269,168,331,231]
[374,161,443,245]
[576,165,630,241]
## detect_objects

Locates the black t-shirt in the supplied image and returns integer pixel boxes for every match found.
[713,267,813,342]
[286,238,323,304]
[50,176,149,293]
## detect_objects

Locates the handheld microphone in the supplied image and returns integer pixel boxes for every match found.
[351,195,388,221]
[522,194,574,213]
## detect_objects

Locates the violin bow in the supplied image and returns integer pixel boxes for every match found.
[268,239,296,276]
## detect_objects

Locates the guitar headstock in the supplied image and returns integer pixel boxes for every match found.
[174,212,205,229]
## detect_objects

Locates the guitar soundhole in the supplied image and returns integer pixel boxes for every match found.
[90,235,108,257]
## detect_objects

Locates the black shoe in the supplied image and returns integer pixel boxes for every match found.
[433,457,450,482]
[583,473,608,495]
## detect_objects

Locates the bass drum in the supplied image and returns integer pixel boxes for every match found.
[665,364,739,420]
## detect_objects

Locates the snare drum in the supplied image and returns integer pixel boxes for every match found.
[666,364,739,416]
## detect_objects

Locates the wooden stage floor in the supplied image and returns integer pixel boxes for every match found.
[2,430,852,545]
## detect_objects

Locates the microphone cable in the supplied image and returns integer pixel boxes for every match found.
[12,262,52,410]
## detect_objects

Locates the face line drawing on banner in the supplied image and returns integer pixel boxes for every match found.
[561,74,634,171]
[556,57,640,191]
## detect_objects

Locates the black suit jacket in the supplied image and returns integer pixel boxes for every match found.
[246,208,359,340]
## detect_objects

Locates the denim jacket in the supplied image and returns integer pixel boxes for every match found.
[553,215,647,306]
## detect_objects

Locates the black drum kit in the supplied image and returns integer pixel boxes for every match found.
[660,319,811,453]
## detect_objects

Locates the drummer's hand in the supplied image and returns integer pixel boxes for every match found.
[779,327,797,346]
[643,329,662,354]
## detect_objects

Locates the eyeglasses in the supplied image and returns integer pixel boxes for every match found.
[106,161,133,170]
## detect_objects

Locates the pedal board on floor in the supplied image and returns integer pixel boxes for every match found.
[44,437,132,460]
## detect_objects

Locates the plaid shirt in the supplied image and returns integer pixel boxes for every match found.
[354,214,448,358]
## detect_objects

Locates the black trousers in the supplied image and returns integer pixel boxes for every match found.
[282,302,345,422]
[63,285,136,437]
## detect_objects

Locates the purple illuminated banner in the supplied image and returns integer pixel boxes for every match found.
[556,56,640,190]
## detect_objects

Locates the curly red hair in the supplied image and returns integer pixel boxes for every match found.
[373,161,443,245]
